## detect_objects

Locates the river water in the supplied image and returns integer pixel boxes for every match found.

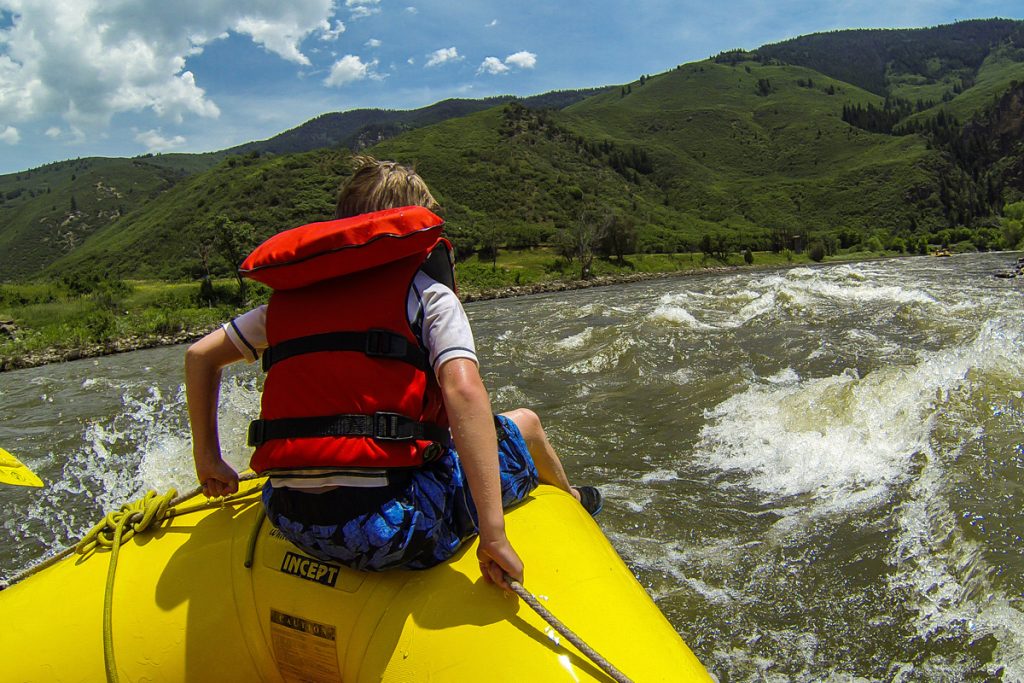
[2,253,1022,682]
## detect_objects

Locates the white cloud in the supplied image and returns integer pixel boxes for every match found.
[0,126,20,144]
[320,20,347,41]
[234,16,315,65]
[478,57,509,75]
[478,51,538,75]
[486,19,499,28]
[135,129,186,152]
[347,0,381,20]
[405,7,418,14]
[505,51,537,69]
[45,126,62,139]
[426,47,460,67]
[366,38,382,48]
[0,0,336,130]
[324,55,380,87]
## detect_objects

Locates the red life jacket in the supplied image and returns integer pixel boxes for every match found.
[239,206,454,473]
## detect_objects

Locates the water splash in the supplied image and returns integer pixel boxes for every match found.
[697,318,1023,514]
[554,327,594,350]
[2,365,262,578]
[651,294,716,329]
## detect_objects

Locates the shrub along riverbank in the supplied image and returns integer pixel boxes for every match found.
[0,246,908,371]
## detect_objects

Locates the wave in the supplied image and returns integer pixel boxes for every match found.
[697,319,1023,509]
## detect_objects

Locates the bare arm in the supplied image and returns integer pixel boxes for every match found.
[185,328,245,497]
[437,358,523,591]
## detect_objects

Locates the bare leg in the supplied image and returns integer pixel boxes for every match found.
[501,408,581,502]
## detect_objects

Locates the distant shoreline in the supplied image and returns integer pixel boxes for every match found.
[0,256,906,373]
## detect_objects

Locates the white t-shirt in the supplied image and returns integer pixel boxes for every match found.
[224,271,477,488]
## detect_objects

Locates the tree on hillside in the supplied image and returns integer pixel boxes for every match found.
[212,215,257,302]
[808,241,826,262]
[1001,201,1024,249]
[597,212,638,264]
[558,206,605,280]
[477,225,501,270]
[187,223,217,282]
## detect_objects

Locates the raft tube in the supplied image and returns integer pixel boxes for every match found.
[1,480,713,682]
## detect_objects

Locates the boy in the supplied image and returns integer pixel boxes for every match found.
[185,156,600,592]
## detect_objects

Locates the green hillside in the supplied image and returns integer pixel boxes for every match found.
[226,89,611,156]
[563,60,942,237]
[6,19,1024,285]
[369,56,960,253]
[45,150,352,280]
[754,19,1024,96]
[0,155,221,280]
[0,89,609,282]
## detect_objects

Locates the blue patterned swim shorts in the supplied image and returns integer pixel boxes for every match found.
[262,414,539,570]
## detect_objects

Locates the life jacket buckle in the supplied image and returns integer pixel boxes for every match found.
[365,329,408,358]
[373,412,406,440]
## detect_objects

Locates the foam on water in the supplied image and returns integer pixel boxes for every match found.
[648,263,943,336]
[729,291,778,327]
[491,383,531,409]
[885,321,1024,679]
[890,468,1024,680]
[554,327,594,350]
[640,468,681,484]
[650,296,715,329]
[793,277,937,307]
[700,318,1023,508]
[562,335,639,375]
[697,365,919,511]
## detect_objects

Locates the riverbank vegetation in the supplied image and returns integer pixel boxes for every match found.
[0,243,982,371]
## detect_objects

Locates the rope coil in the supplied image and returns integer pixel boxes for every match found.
[75,489,179,557]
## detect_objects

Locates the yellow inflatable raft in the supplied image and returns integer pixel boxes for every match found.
[1,479,712,682]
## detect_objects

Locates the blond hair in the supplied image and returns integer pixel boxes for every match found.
[335,155,439,219]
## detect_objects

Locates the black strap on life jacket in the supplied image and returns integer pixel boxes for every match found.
[248,411,449,448]
[261,329,428,372]
[419,241,456,292]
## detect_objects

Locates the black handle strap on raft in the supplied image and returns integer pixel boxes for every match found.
[261,329,428,372]
[248,412,449,448]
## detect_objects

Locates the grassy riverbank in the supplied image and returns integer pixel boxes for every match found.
[0,247,887,371]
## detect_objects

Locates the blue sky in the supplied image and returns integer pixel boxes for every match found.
[0,0,1020,175]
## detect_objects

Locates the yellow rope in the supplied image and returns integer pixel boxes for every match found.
[75,489,178,558]
[71,478,261,683]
